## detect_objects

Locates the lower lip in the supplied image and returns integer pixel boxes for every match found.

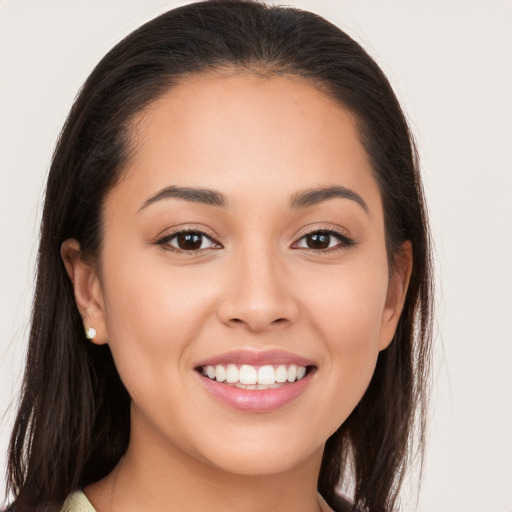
[197,372,314,412]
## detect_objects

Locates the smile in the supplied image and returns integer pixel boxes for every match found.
[195,350,316,411]
[199,363,308,389]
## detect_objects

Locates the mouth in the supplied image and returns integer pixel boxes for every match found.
[196,363,313,390]
[194,350,317,412]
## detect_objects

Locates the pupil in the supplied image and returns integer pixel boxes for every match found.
[308,232,330,249]
[177,233,202,250]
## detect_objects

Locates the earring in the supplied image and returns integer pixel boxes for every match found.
[85,327,97,340]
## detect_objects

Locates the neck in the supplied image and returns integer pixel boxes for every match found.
[85,416,325,512]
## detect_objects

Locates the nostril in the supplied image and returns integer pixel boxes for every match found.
[230,318,287,325]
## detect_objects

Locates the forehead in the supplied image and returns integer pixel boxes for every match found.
[111,70,381,215]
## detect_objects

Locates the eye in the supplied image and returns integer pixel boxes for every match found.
[156,230,221,252]
[293,229,353,251]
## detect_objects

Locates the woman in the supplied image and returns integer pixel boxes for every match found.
[5,1,433,511]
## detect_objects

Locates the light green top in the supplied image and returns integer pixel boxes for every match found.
[61,491,96,512]
[60,490,335,511]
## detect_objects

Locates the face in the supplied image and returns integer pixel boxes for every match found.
[64,71,410,477]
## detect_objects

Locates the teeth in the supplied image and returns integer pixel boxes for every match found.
[275,365,287,383]
[226,364,238,383]
[257,365,275,386]
[287,364,297,382]
[215,365,226,382]
[239,365,257,385]
[200,363,308,386]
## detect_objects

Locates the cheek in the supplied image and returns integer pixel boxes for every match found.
[102,242,219,334]
[297,258,389,420]
[301,255,389,344]
[99,252,220,399]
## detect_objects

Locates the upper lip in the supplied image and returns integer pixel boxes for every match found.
[195,349,316,368]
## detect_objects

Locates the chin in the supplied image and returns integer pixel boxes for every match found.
[207,451,317,477]
[195,429,325,477]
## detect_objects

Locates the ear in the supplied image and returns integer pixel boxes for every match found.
[378,241,413,351]
[61,239,108,345]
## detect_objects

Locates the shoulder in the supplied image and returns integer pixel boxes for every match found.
[60,491,96,512]
[58,490,350,512]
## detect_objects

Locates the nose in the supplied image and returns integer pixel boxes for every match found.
[217,245,300,332]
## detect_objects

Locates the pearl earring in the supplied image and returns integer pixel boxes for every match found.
[85,327,97,340]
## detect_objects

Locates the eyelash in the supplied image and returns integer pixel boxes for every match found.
[155,228,220,253]
[292,228,355,253]
[154,227,355,254]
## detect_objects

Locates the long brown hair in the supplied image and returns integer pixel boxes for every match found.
[6,1,433,511]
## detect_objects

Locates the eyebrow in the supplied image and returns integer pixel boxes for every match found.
[290,185,369,213]
[139,184,368,214]
[139,185,226,211]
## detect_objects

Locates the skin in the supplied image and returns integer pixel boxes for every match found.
[62,71,412,512]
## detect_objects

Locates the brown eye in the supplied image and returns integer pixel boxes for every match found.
[176,233,203,250]
[293,230,353,251]
[157,230,219,252]
[306,232,331,249]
